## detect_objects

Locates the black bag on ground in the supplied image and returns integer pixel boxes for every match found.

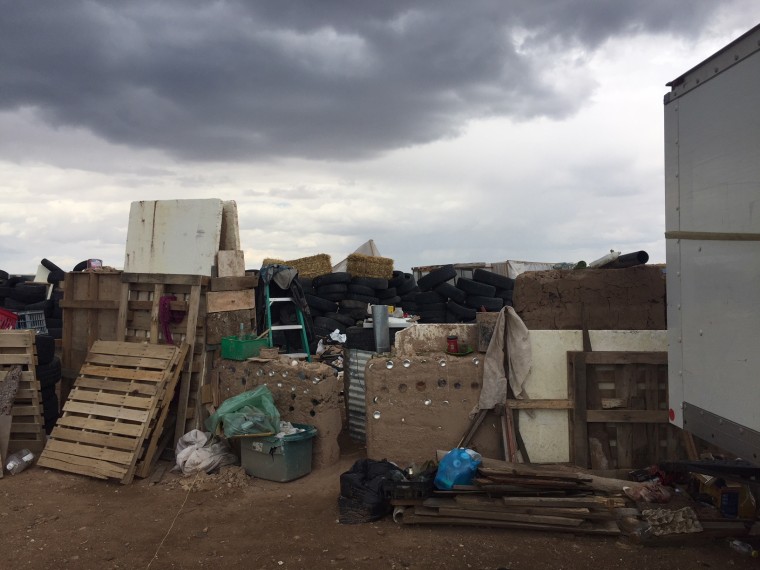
[338,459,403,524]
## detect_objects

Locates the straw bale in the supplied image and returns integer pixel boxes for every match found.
[346,253,394,279]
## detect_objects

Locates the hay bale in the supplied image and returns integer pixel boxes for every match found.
[346,253,394,279]
[285,254,332,278]
[261,257,286,267]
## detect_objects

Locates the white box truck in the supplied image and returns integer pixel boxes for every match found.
[665,24,760,462]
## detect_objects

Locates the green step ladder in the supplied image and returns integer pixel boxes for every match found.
[264,284,311,362]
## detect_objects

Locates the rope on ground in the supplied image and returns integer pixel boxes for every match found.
[146,470,200,570]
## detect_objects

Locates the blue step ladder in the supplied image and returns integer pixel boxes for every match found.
[264,284,311,362]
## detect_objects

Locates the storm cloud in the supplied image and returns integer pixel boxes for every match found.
[0,1,721,162]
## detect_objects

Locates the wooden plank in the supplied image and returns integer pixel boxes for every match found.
[58,299,120,310]
[206,290,254,313]
[37,450,125,478]
[506,399,573,410]
[570,352,589,469]
[89,341,178,359]
[216,250,245,277]
[62,401,149,423]
[601,398,626,409]
[0,355,33,366]
[175,284,201,443]
[586,362,613,470]
[584,352,667,365]
[78,364,166,382]
[36,456,109,480]
[50,427,138,451]
[402,512,620,535]
[437,507,584,527]
[116,281,130,342]
[0,333,35,348]
[501,496,623,509]
[66,390,154,410]
[209,276,258,292]
[121,273,209,286]
[55,416,144,437]
[149,284,165,347]
[85,353,173,370]
[73,377,157,396]
[45,439,135,465]
[586,410,669,423]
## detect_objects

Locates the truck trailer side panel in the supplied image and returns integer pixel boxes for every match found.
[665,24,760,460]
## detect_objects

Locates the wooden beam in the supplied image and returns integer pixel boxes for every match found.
[583,352,667,365]
[507,399,573,410]
[586,409,669,423]
[121,273,209,286]
[206,290,255,313]
[571,352,589,469]
[209,276,258,292]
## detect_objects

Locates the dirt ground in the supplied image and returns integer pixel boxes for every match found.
[1,441,758,570]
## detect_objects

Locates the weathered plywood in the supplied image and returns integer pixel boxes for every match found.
[124,199,223,275]
[518,331,582,463]
[206,290,254,313]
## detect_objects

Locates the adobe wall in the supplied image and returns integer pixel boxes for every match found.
[513,265,666,330]
[364,352,503,466]
[215,358,342,469]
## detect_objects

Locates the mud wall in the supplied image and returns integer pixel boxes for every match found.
[216,358,342,469]
[513,265,666,330]
[364,353,503,466]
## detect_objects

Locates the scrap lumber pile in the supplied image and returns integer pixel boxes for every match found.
[397,461,637,535]
[38,340,188,483]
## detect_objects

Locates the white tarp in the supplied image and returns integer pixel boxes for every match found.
[332,239,382,273]
[505,259,576,279]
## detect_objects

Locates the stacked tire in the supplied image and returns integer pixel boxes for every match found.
[0,258,68,339]
[35,333,61,434]
[411,266,515,324]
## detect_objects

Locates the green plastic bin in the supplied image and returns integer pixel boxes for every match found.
[221,335,268,360]
[240,423,317,482]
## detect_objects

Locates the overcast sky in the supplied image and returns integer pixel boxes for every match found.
[1,2,758,275]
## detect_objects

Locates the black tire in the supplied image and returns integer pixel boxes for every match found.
[9,282,47,304]
[35,334,55,365]
[47,327,62,340]
[3,298,27,310]
[395,274,418,295]
[51,289,64,302]
[378,296,401,306]
[313,316,345,333]
[472,268,515,290]
[400,289,420,302]
[24,299,53,317]
[419,314,446,323]
[456,277,496,297]
[434,282,467,304]
[388,271,406,288]
[415,291,445,304]
[313,272,351,288]
[312,326,333,340]
[344,308,368,321]
[400,301,418,313]
[325,312,356,327]
[47,270,66,285]
[316,283,348,296]
[351,277,388,290]
[446,300,477,321]
[418,302,446,313]
[45,317,63,328]
[465,295,504,311]
[52,304,63,319]
[346,293,379,304]
[345,326,375,351]
[36,356,62,389]
[305,294,338,313]
[42,392,59,434]
[41,258,64,273]
[339,299,369,311]
[0,285,13,300]
[319,292,346,302]
[377,287,397,300]
[8,275,32,287]
[495,289,514,302]
[347,284,375,296]
[0,270,8,281]
[417,265,456,292]
[278,304,299,325]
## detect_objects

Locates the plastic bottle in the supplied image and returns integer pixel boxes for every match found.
[729,539,758,557]
[5,448,34,475]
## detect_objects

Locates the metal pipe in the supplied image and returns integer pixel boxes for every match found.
[371,305,390,353]
[602,250,649,269]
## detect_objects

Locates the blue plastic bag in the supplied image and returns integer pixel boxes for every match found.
[434,448,482,490]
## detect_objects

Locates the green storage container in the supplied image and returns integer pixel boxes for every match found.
[221,335,268,360]
[240,423,317,482]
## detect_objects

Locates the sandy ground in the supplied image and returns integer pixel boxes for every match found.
[1,443,758,570]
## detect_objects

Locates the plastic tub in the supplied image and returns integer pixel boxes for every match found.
[239,423,317,482]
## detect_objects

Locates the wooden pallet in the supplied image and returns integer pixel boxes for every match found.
[570,351,681,469]
[0,330,45,456]
[38,341,186,483]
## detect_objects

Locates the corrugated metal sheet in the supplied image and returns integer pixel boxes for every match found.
[345,348,374,442]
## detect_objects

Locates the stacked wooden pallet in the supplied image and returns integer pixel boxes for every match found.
[38,340,188,483]
[399,462,636,535]
[0,330,45,456]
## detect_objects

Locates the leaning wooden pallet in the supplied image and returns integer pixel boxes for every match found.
[0,330,45,456]
[38,340,187,484]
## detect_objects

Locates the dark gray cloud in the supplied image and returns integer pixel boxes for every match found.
[0,1,720,162]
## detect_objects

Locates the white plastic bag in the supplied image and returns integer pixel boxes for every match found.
[174,429,238,475]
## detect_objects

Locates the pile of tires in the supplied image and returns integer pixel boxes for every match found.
[411,265,515,324]
[0,259,68,339]
[35,333,61,434]
[295,271,418,350]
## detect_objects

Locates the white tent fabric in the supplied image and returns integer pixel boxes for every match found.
[332,239,382,272]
